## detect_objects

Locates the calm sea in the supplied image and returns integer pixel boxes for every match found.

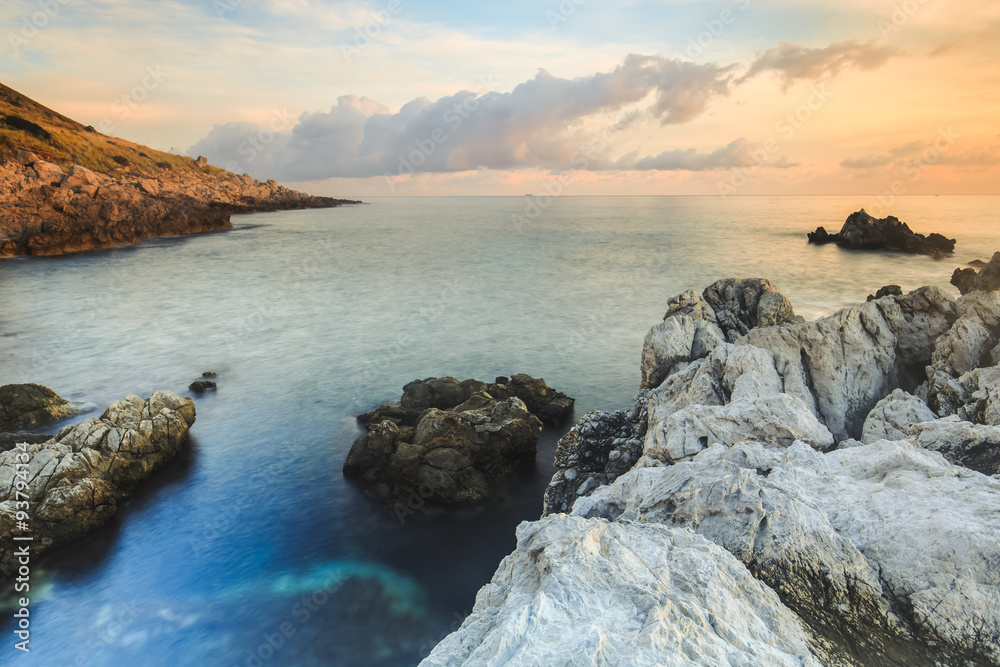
[0,195,996,665]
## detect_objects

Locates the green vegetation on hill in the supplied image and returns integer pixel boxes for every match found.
[0,82,222,179]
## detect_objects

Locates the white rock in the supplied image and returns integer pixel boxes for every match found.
[420,515,822,667]
[861,389,937,443]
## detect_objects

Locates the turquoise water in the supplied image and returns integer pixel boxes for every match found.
[0,195,996,665]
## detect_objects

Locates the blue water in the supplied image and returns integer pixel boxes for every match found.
[0,195,996,665]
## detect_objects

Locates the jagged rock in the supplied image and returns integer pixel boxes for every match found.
[398,374,574,424]
[909,416,1000,475]
[702,277,801,342]
[0,391,195,574]
[33,159,65,184]
[572,439,1000,665]
[344,397,541,505]
[0,432,52,451]
[0,383,84,431]
[808,209,956,255]
[861,389,937,442]
[867,284,903,301]
[542,399,648,515]
[357,404,424,429]
[195,156,209,168]
[951,251,1000,295]
[137,178,160,196]
[62,164,100,190]
[419,515,824,667]
[489,374,574,422]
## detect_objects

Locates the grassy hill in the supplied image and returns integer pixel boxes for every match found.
[0,82,222,178]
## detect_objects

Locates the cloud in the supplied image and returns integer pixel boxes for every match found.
[625,138,796,171]
[189,53,738,180]
[740,40,901,88]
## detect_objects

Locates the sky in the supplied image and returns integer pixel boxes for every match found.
[1,0,998,196]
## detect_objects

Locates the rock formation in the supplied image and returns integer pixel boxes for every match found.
[0,383,85,430]
[0,390,195,574]
[952,251,1000,295]
[346,375,573,505]
[422,272,1000,666]
[808,209,956,255]
[0,155,357,256]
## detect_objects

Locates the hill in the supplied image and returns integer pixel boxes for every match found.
[0,83,357,256]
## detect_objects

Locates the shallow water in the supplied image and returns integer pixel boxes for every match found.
[0,195,996,665]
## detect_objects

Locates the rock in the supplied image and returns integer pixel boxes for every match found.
[909,416,1000,475]
[951,251,1000,295]
[867,284,903,301]
[573,439,1000,665]
[16,149,38,166]
[702,277,801,342]
[188,380,216,393]
[861,389,937,443]
[0,383,84,431]
[0,391,195,574]
[400,377,468,410]
[137,178,160,196]
[195,156,209,168]
[487,374,574,423]
[62,164,101,190]
[33,159,65,184]
[808,209,956,255]
[0,432,52,451]
[356,404,424,429]
[419,515,824,667]
[201,371,217,377]
[343,397,542,505]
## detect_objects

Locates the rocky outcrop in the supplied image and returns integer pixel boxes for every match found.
[640,278,800,389]
[421,515,825,666]
[0,157,358,256]
[952,251,1000,295]
[344,397,541,505]
[0,383,85,431]
[427,277,1000,666]
[808,209,956,255]
[347,375,573,505]
[0,390,195,574]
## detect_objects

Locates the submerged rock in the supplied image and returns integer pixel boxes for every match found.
[0,383,85,431]
[0,390,195,574]
[808,209,956,255]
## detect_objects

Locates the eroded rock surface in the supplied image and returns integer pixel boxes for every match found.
[0,390,195,574]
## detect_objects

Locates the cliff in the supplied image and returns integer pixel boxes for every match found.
[0,82,358,256]
[422,277,1000,666]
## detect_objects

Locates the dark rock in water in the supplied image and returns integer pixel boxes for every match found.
[189,380,217,393]
[951,251,1000,295]
[0,383,84,431]
[0,391,195,574]
[968,259,987,268]
[201,371,217,378]
[0,432,52,451]
[807,209,956,255]
[344,398,542,505]
[346,374,574,505]
[867,284,903,301]
[495,376,509,385]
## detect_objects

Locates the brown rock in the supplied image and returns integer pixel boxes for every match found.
[0,383,84,431]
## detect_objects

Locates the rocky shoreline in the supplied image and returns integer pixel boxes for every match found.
[0,151,359,257]
[808,209,956,255]
[421,275,1000,666]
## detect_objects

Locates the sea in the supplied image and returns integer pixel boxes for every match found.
[0,195,996,666]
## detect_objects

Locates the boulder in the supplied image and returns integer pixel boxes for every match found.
[867,284,903,301]
[808,209,956,255]
[400,377,469,410]
[702,277,801,342]
[188,380,216,393]
[195,156,209,168]
[909,416,1000,475]
[137,178,160,196]
[420,515,824,667]
[487,374,574,423]
[0,391,195,574]
[343,397,542,505]
[62,164,101,190]
[861,389,937,443]
[951,251,1000,295]
[16,149,38,166]
[0,383,84,431]
[573,439,1000,665]
[33,160,65,184]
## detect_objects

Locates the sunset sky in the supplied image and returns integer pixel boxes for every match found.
[2,0,998,196]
